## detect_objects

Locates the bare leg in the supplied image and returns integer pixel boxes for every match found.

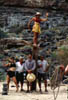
[6,75,10,90]
[30,82,32,91]
[12,77,18,92]
[33,32,38,46]
[21,82,23,90]
[27,81,29,92]
[38,81,41,92]
[44,80,48,91]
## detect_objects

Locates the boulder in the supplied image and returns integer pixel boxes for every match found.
[0,0,68,10]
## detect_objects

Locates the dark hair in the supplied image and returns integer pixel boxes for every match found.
[10,57,15,60]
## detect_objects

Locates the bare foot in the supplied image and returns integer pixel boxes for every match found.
[16,89,18,92]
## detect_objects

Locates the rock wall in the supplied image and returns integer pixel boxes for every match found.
[0,0,68,10]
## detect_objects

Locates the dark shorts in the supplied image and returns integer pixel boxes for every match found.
[7,71,15,78]
[37,72,47,82]
[16,72,24,84]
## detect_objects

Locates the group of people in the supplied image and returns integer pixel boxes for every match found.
[4,12,49,93]
[3,11,68,93]
[4,54,49,93]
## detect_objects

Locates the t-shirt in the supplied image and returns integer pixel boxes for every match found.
[9,63,16,68]
[37,60,48,74]
[16,62,24,73]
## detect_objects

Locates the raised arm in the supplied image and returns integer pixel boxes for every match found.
[41,12,49,22]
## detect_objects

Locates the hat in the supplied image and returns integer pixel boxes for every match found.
[26,73,36,82]
[35,12,41,16]
[19,56,23,60]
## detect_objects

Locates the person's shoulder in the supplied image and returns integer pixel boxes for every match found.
[38,60,42,65]
[25,59,28,63]
[38,60,41,63]
[43,60,48,63]
[32,17,36,20]
[16,61,19,65]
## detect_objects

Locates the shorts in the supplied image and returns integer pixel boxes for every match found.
[16,72,24,84]
[7,71,15,78]
[37,72,47,82]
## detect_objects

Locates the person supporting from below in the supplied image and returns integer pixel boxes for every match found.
[4,57,18,92]
[28,12,49,47]
[16,57,25,92]
[25,54,36,92]
[37,55,49,92]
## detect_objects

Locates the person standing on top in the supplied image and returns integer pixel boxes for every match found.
[28,12,49,46]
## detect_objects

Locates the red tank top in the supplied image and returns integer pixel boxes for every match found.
[33,17,41,23]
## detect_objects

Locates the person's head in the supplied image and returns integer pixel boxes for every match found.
[28,54,32,60]
[19,57,23,63]
[35,12,41,18]
[40,56,44,61]
[10,57,15,63]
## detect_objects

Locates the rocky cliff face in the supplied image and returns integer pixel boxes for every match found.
[0,0,68,10]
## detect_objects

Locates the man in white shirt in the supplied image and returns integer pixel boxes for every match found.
[37,56,49,92]
[25,54,36,92]
[16,57,24,91]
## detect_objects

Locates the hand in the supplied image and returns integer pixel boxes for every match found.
[45,12,49,17]
[40,64,42,68]
[27,70,32,73]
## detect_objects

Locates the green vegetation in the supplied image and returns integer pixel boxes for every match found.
[52,45,68,66]
[0,29,8,38]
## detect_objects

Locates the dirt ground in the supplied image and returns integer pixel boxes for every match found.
[0,81,68,100]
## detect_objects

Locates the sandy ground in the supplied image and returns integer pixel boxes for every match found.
[0,81,68,100]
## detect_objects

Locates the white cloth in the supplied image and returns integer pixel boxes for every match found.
[16,62,24,73]
[37,60,48,73]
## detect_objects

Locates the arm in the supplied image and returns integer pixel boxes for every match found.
[41,12,49,22]
[25,61,28,71]
[45,63,49,72]
[41,18,48,22]
[43,61,49,72]
[4,63,11,67]
[28,18,34,29]
[31,60,36,71]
